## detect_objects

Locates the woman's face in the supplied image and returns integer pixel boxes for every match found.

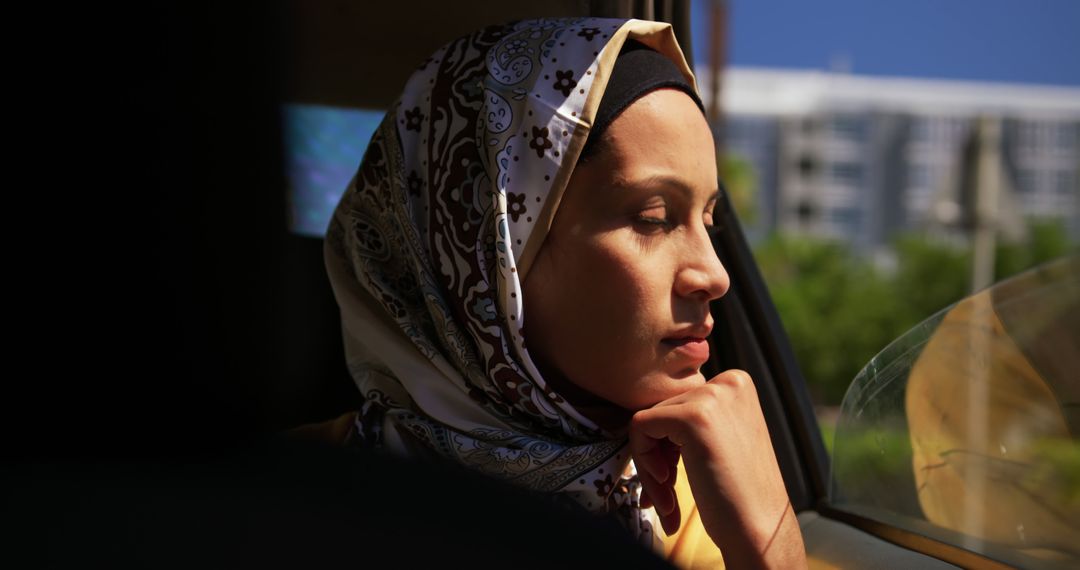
[523,88,730,413]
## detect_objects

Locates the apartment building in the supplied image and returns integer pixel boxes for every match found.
[708,68,1080,250]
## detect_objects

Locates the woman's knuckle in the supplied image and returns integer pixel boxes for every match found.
[685,400,714,427]
[702,382,726,400]
[722,368,754,390]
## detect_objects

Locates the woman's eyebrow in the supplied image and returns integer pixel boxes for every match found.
[614,173,720,204]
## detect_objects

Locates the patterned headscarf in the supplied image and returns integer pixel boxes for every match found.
[323,17,698,548]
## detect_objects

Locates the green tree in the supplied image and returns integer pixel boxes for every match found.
[891,234,970,320]
[754,234,904,404]
[754,221,1076,408]
[720,153,758,224]
[995,218,1076,281]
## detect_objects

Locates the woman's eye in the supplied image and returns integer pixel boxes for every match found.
[704,212,719,236]
[635,206,670,228]
[638,216,669,226]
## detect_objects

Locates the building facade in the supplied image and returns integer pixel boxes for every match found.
[706,68,1080,251]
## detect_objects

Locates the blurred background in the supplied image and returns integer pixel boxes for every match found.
[282,0,1080,441]
[690,0,1080,442]
[29,0,1074,456]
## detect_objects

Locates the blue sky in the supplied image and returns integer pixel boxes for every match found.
[690,0,1080,87]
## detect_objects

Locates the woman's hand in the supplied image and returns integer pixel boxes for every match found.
[630,369,807,569]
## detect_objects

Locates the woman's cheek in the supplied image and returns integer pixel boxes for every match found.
[592,251,660,346]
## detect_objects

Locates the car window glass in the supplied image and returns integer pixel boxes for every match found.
[829,255,1080,569]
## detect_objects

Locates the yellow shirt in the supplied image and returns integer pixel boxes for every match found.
[660,457,726,569]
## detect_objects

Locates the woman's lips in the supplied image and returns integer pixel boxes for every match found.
[661,337,710,365]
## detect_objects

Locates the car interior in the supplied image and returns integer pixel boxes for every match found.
[11,2,1073,568]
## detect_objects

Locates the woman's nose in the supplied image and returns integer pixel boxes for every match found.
[675,226,730,302]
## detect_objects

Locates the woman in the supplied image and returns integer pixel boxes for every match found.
[319,17,806,568]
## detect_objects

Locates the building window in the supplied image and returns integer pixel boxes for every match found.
[908,164,932,189]
[1057,171,1076,195]
[796,200,817,222]
[1019,121,1040,149]
[829,161,864,186]
[910,119,929,143]
[798,155,818,178]
[829,207,862,234]
[1054,123,1078,149]
[948,118,970,142]
[830,115,867,142]
[1016,168,1038,193]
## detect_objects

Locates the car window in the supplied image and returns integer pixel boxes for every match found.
[829,255,1079,569]
[283,103,385,238]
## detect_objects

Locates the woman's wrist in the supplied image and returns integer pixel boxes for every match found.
[713,502,806,569]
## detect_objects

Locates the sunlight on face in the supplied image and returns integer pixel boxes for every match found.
[523,88,730,413]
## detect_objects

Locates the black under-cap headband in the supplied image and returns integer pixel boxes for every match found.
[580,40,706,159]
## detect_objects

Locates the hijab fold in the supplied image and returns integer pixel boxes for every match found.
[323,17,700,548]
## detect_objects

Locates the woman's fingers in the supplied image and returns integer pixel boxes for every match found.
[634,447,676,514]
[637,465,680,535]
[628,423,672,484]
[663,439,681,488]
[630,413,686,535]
[640,489,652,509]
[630,369,807,567]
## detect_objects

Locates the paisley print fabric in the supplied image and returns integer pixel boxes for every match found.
[323,17,698,549]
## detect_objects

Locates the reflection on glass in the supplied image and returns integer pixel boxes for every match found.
[830,255,1080,568]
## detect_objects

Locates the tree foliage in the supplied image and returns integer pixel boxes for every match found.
[754,219,1076,406]
[720,154,758,224]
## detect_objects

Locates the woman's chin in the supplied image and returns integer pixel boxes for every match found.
[628,371,708,410]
